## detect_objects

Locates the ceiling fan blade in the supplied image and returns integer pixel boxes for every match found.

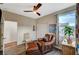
[33,3,42,11]
[24,11,33,12]
[36,3,42,9]
[36,12,40,16]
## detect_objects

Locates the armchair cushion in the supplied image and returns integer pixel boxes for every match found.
[27,42,37,51]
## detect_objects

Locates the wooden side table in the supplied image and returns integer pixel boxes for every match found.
[62,44,75,55]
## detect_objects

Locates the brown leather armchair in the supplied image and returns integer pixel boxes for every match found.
[26,40,41,55]
[37,34,55,54]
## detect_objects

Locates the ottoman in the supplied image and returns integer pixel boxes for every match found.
[26,41,41,55]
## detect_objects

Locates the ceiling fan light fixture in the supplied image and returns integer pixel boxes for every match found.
[33,11,36,14]
[24,3,42,16]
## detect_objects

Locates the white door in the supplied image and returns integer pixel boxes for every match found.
[3,21,17,44]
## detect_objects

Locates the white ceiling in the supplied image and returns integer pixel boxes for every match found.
[0,3,75,19]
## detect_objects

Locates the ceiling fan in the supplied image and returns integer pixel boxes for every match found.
[24,3,42,16]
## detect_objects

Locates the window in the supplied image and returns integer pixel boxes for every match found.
[57,11,76,44]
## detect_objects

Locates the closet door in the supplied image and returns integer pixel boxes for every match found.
[3,21,17,44]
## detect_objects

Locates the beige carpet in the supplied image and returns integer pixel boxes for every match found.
[46,49,61,55]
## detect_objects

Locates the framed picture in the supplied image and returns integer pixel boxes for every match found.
[33,25,35,31]
[49,24,56,33]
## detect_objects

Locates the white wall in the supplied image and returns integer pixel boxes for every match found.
[37,24,48,38]
[3,11,57,45]
[3,11,36,45]
[36,14,57,38]
[4,21,17,44]
[17,25,36,45]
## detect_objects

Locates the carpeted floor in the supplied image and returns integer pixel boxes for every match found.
[4,43,62,55]
[45,49,62,55]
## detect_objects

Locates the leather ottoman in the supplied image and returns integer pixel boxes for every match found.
[26,41,41,55]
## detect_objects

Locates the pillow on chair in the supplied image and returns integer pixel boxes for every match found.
[43,34,50,42]
[43,37,48,42]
